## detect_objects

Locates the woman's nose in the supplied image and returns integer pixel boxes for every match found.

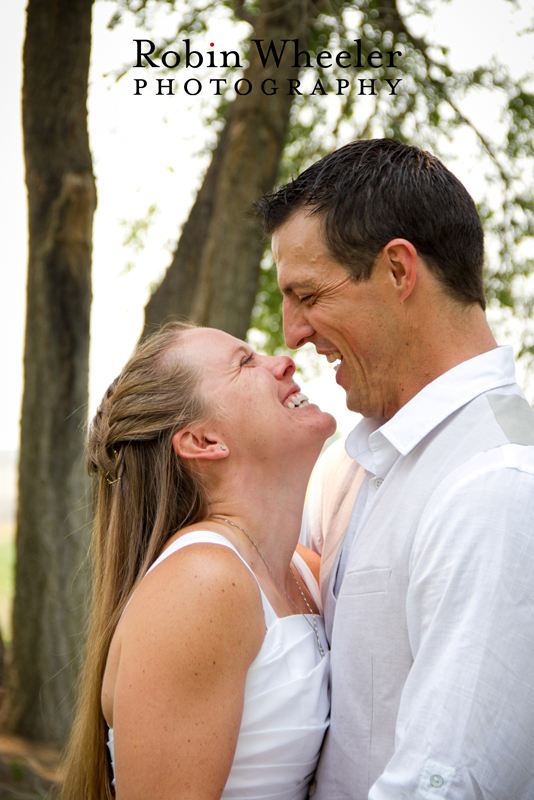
[268,355,296,380]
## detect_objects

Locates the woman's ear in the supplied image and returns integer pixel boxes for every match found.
[172,427,229,461]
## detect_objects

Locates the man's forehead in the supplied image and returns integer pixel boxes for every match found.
[274,217,324,268]
[274,240,344,296]
[273,209,324,250]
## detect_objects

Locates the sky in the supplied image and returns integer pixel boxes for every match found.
[2,0,534,453]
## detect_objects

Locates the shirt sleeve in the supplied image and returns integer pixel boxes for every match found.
[299,437,350,553]
[298,444,331,553]
[369,445,534,799]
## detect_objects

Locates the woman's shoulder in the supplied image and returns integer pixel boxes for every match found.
[117,535,266,667]
[130,534,263,624]
[104,534,266,728]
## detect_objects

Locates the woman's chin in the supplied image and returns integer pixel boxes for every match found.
[301,409,337,450]
[313,409,337,440]
[324,411,337,436]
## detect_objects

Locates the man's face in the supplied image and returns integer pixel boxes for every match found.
[272,210,407,419]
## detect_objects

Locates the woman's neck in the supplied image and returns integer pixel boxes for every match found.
[205,459,313,581]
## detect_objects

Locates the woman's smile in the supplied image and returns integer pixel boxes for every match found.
[283,390,309,409]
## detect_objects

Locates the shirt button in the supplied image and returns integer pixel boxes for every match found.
[430,775,443,788]
[374,478,383,489]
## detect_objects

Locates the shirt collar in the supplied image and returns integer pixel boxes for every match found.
[346,346,517,477]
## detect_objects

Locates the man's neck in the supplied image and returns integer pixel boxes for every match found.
[389,303,498,418]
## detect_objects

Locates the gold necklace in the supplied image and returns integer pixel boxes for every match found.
[211,516,326,658]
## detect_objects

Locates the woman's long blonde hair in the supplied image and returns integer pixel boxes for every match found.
[62,321,208,799]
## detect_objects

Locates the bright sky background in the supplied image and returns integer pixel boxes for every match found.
[2,0,534,453]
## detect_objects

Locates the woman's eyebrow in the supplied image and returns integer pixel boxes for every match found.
[230,345,252,362]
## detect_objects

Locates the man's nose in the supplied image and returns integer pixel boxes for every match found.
[283,300,316,349]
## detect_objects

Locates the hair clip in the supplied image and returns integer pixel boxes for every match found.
[106,472,121,485]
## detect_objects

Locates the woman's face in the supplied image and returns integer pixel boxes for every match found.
[178,328,336,461]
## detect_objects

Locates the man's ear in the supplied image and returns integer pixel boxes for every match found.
[381,239,418,300]
[172,427,229,461]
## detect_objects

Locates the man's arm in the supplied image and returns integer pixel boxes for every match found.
[370,447,534,799]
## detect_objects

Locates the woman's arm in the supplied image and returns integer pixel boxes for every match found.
[295,542,321,585]
[110,543,265,800]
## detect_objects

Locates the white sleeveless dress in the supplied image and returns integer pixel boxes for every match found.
[107,531,330,799]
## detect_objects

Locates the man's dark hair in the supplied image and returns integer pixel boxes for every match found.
[256,139,486,309]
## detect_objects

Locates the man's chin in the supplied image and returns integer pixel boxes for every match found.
[346,397,364,415]
[344,386,373,417]
[336,365,369,416]
[344,387,362,415]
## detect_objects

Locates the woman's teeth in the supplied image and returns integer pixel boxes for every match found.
[286,391,309,409]
[326,351,343,372]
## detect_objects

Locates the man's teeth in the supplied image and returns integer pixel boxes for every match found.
[326,352,342,363]
[326,352,342,371]
[287,391,309,409]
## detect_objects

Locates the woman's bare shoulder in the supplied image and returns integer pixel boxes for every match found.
[123,542,265,644]
[105,543,265,722]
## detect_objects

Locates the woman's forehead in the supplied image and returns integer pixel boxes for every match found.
[178,327,247,367]
[181,327,241,350]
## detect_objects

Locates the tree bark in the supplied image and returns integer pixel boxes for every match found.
[6,0,96,744]
[143,0,319,339]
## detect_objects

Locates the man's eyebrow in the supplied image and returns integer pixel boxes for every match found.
[281,280,316,295]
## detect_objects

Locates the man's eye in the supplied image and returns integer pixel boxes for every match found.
[298,295,313,304]
[241,353,254,366]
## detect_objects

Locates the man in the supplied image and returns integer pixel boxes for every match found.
[256,139,534,799]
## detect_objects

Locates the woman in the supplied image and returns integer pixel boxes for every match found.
[62,321,336,800]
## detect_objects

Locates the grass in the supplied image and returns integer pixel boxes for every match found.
[0,523,15,643]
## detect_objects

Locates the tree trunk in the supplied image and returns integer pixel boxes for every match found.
[143,0,318,339]
[6,0,96,744]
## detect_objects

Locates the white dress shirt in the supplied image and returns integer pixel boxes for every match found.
[305,346,534,800]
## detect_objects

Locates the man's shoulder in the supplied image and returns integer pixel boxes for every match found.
[485,390,534,446]
[425,441,534,511]
[417,385,534,463]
